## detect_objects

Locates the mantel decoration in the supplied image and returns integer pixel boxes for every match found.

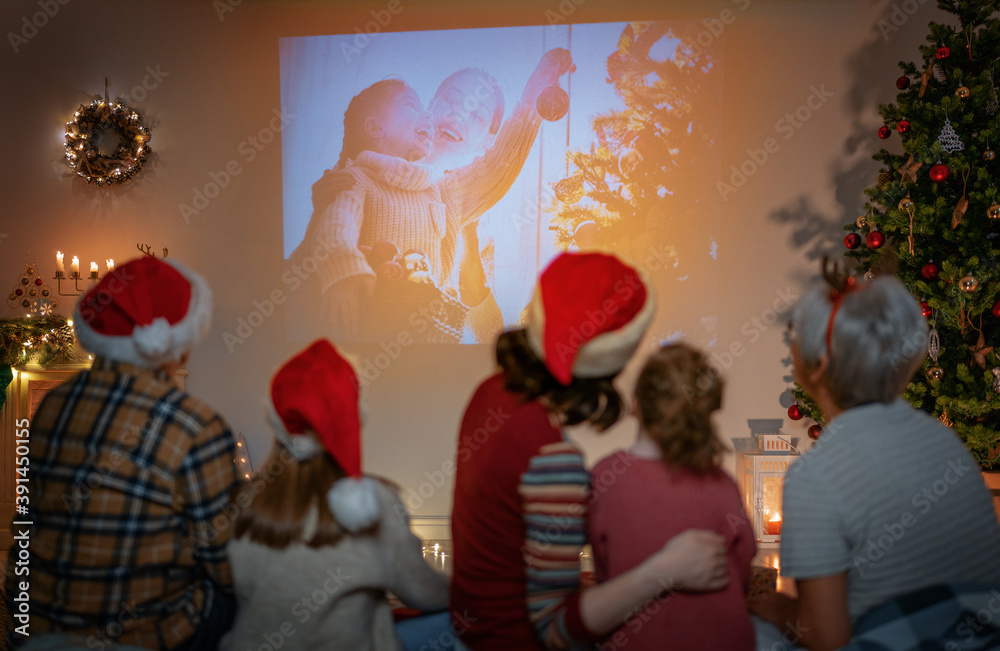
[64,78,151,186]
[0,315,75,410]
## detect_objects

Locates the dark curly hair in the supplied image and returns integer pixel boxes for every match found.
[496,328,623,431]
[634,343,724,474]
[335,78,409,170]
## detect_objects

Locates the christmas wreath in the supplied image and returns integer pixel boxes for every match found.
[64,88,151,186]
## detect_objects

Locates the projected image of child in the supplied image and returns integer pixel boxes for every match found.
[292,49,572,343]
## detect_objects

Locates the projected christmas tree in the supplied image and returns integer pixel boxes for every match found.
[547,21,719,258]
[798,0,1000,470]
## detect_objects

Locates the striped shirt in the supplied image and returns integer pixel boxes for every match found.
[451,373,596,650]
[781,399,1000,622]
[4,357,238,650]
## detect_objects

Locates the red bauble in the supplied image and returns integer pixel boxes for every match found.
[920,301,932,318]
[14,288,23,297]
[536,85,569,122]
[878,125,891,139]
[896,76,911,90]
[788,403,803,421]
[929,163,949,182]
[920,263,941,280]
[897,120,911,134]
[808,424,823,441]
[935,46,951,60]
[844,233,862,249]
[992,300,1000,318]
[866,231,885,249]
[34,278,42,285]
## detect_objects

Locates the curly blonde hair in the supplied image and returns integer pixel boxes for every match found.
[634,343,724,474]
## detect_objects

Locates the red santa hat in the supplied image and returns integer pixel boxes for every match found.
[525,252,655,385]
[269,339,379,533]
[73,256,212,368]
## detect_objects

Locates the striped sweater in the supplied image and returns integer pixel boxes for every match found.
[451,373,597,650]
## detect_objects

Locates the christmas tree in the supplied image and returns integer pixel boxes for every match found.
[797,0,1000,470]
[546,21,720,263]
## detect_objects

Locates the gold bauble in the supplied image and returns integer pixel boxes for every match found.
[956,86,971,99]
[856,215,868,228]
[960,274,979,292]
[864,271,875,281]
[898,196,914,210]
[985,149,996,162]
[927,365,945,381]
[989,204,1000,220]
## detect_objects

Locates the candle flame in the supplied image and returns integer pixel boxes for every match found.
[769,512,782,523]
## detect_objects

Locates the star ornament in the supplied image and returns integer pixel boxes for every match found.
[898,156,922,186]
[969,332,994,370]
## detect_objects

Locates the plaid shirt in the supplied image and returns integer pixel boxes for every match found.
[5,357,238,650]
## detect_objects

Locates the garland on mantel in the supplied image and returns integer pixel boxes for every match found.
[0,316,75,410]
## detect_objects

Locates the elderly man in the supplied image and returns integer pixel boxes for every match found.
[5,256,238,651]
[750,271,1000,650]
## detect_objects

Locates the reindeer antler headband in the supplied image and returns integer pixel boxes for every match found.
[821,255,862,357]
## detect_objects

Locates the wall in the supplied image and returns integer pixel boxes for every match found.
[0,0,934,531]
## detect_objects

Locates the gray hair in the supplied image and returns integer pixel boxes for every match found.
[790,275,927,409]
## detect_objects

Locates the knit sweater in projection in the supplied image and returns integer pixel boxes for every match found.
[313,100,541,295]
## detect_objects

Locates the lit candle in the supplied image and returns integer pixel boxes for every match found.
[765,513,783,536]
[90,261,99,279]
[106,259,115,273]
[71,256,80,276]
[56,251,65,274]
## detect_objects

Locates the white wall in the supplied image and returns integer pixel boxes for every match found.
[0,0,929,531]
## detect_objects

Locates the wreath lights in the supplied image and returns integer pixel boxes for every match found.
[64,80,151,186]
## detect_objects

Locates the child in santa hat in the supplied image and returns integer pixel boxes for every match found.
[449,252,731,651]
[220,339,449,651]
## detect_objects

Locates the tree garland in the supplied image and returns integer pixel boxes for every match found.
[0,316,75,367]
[64,84,151,186]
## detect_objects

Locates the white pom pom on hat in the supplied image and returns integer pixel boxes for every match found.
[525,252,656,385]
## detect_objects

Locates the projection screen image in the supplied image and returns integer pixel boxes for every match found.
[281,21,722,345]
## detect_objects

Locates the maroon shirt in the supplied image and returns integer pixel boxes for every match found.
[589,450,757,651]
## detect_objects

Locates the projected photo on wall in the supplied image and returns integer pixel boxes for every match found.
[280,20,722,345]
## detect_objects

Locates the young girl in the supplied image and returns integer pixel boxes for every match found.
[450,253,731,650]
[220,339,449,651]
[588,343,756,651]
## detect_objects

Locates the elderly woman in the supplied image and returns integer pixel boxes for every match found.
[749,272,1000,651]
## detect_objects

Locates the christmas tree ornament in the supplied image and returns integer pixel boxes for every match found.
[985,149,996,162]
[952,169,970,229]
[898,196,914,210]
[929,162,949,182]
[960,274,979,292]
[554,175,585,204]
[878,125,891,139]
[988,76,1000,116]
[927,365,945,381]
[921,263,941,280]
[935,46,951,59]
[856,215,868,228]
[919,59,934,98]
[938,117,965,153]
[920,301,933,318]
[896,75,911,90]
[928,326,940,362]
[844,233,861,250]
[618,148,643,178]
[536,85,569,122]
[866,230,885,249]
[897,119,911,134]
[898,157,922,185]
[864,270,875,281]
[956,85,971,99]
[993,368,1000,393]
[807,424,822,441]
[938,410,952,427]
[989,204,1000,220]
[787,403,803,421]
[968,332,993,369]
[878,171,893,186]
[992,300,1000,318]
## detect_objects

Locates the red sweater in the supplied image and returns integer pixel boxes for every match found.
[450,374,596,650]
[589,450,757,651]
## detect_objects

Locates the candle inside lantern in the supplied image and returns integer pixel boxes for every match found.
[765,512,783,536]
[106,259,115,273]
[56,251,65,274]
[71,256,80,276]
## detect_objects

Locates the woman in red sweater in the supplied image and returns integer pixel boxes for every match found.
[450,253,731,650]
[589,343,757,650]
